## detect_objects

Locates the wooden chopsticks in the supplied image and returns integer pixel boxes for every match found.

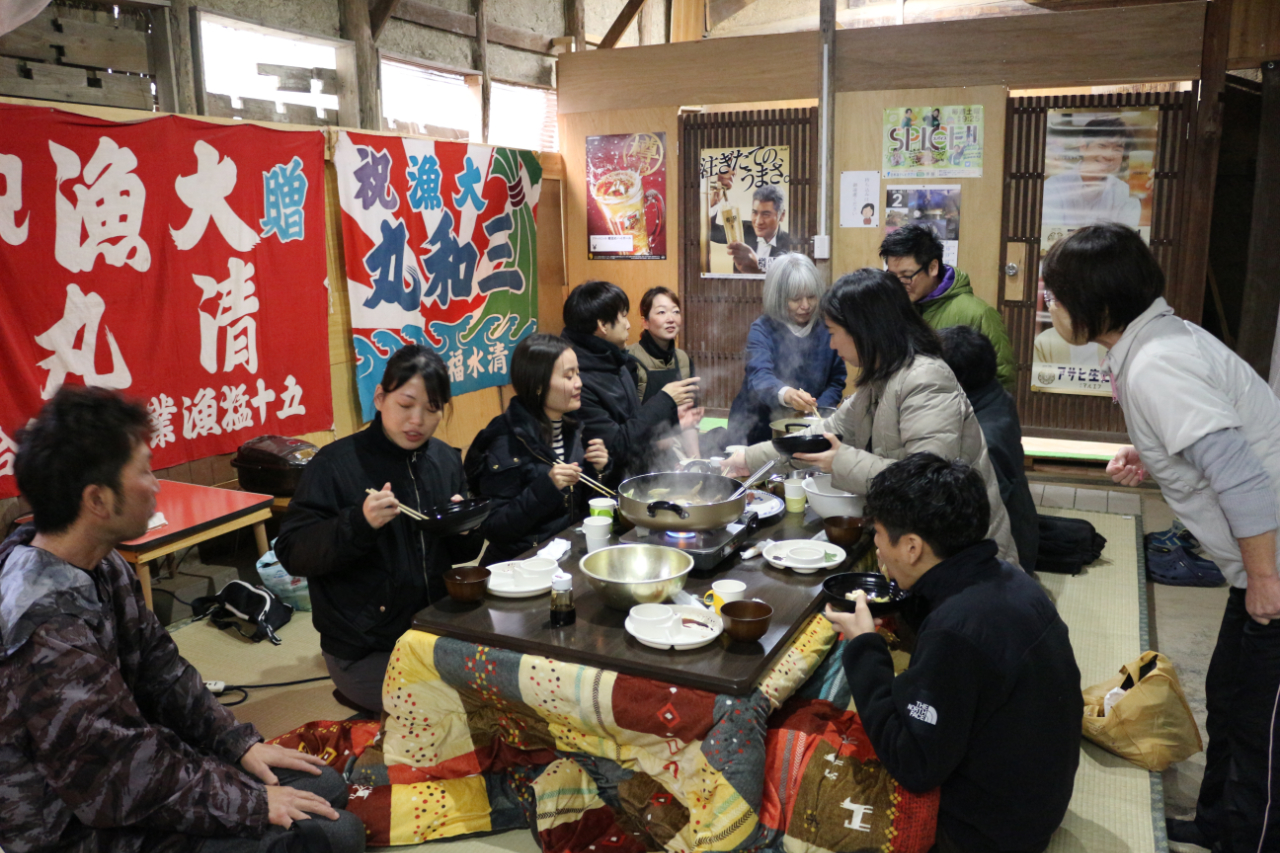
[576,472,617,498]
[364,488,430,521]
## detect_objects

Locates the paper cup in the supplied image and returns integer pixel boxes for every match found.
[589,498,616,518]
[784,479,807,514]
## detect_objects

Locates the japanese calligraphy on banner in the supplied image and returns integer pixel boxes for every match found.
[882,105,983,179]
[1031,107,1159,397]
[0,105,332,500]
[698,145,791,277]
[333,132,541,422]
[585,132,666,260]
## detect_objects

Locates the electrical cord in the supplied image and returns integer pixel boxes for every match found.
[207,675,332,707]
[151,586,196,607]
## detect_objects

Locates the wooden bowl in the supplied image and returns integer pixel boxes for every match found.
[823,515,865,549]
[444,566,491,602]
[720,599,773,643]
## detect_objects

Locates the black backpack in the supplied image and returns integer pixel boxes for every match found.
[1036,515,1107,575]
[193,580,293,645]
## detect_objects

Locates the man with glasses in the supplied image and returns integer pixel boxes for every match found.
[880,224,1017,391]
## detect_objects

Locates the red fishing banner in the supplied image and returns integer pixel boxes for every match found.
[0,105,332,499]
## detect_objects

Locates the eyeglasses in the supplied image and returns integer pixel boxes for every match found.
[1043,290,1058,308]
[894,266,925,285]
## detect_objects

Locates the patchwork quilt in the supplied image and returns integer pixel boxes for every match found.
[270,615,938,851]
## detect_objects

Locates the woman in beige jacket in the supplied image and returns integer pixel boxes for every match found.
[724,268,1018,564]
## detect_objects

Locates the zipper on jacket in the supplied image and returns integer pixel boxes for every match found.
[408,452,432,603]
[516,433,574,508]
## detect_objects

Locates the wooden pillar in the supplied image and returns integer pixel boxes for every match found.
[1237,60,1280,380]
[565,0,585,52]
[474,0,490,143]
[338,0,381,130]
[671,0,703,42]
[1179,0,1233,322]
[639,0,666,45]
[169,0,198,115]
[817,0,836,278]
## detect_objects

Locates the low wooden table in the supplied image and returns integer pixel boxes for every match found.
[117,480,273,611]
[412,510,849,696]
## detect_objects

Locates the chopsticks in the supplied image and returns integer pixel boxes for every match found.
[364,488,430,521]
[576,472,617,498]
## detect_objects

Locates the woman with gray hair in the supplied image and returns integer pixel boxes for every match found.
[726,253,848,445]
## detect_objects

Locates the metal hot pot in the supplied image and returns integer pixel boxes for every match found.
[617,471,748,533]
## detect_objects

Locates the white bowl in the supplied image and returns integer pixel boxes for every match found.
[785,545,827,567]
[802,475,865,519]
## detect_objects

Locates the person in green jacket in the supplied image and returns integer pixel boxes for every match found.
[880,224,1017,391]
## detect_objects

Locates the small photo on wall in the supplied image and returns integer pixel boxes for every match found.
[884,184,961,266]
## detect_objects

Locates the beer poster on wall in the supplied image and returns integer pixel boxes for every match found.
[884,184,961,266]
[586,132,667,260]
[699,145,791,277]
[882,105,983,179]
[1031,107,1158,397]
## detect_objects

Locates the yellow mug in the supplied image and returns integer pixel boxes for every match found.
[702,579,746,614]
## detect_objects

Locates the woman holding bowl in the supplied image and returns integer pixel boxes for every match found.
[465,334,610,565]
[723,268,1017,563]
[276,345,482,714]
[726,253,848,446]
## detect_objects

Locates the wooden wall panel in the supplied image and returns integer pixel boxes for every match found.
[1230,0,1280,67]
[834,3,1205,91]
[537,178,567,336]
[560,106,683,347]
[832,86,1009,309]
[556,32,821,114]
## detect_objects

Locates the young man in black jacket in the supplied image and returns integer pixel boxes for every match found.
[826,453,1081,853]
[939,324,1040,571]
[560,281,699,483]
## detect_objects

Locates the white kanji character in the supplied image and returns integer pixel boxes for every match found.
[50,136,150,273]
[220,384,254,432]
[446,349,464,383]
[276,375,305,419]
[148,393,177,448]
[251,378,276,424]
[466,348,485,378]
[193,258,260,374]
[0,426,16,480]
[0,152,28,245]
[487,341,508,375]
[34,284,132,398]
[182,388,223,438]
[170,140,259,252]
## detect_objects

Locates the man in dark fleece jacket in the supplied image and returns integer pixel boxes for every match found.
[825,453,1080,853]
[561,280,699,483]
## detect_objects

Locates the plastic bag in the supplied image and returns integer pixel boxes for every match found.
[256,547,311,611]
[1082,650,1203,771]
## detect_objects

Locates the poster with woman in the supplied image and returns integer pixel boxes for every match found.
[1031,108,1158,397]
[698,145,792,277]
[586,132,667,260]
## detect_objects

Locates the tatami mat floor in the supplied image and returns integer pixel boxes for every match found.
[171,485,1209,853]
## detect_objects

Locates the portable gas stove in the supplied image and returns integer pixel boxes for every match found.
[619,510,759,571]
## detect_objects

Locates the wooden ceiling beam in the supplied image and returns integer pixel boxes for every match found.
[392,0,553,54]
[599,0,648,49]
[369,0,404,40]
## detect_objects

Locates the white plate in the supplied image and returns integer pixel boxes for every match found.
[762,540,846,574]
[486,563,555,598]
[625,605,723,650]
[745,490,784,520]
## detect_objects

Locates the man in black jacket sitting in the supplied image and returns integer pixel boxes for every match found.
[939,324,1039,571]
[561,281,698,482]
[825,453,1081,853]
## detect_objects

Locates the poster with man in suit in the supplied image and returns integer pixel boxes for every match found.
[699,145,791,277]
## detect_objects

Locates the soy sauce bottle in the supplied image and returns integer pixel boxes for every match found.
[550,572,575,627]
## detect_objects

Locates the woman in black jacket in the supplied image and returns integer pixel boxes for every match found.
[466,334,610,565]
[276,345,482,714]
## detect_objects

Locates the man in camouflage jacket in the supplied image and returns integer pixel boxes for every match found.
[0,387,364,853]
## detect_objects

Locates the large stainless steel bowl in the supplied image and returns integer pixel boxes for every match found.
[578,544,695,611]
